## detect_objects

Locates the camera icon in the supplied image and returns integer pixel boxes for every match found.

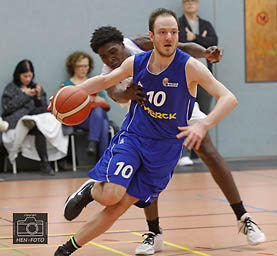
[17,217,44,237]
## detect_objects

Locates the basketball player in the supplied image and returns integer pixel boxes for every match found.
[63,25,266,254]
[53,8,241,255]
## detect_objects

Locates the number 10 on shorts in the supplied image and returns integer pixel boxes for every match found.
[114,162,133,179]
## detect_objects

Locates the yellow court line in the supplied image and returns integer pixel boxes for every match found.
[96,240,141,245]
[88,241,131,256]
[1,230,213,256]
[131,232,213,256]
[0,236,12,239]
[105,230,131,234]
[163,241,213,256]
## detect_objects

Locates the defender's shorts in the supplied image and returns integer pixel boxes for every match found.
[189,102,207,124]
[88,131,183,205]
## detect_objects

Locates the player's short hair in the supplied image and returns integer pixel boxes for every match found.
[90,26,124,53]
[149,8,178,32]
[66,51,94,77]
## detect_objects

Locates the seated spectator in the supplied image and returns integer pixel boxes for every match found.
[63,51,110,158]
[1,59,68,175]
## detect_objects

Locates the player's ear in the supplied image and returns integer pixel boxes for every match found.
[148,31,154,41]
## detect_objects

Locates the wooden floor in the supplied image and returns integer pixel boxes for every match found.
[0,169,277,256]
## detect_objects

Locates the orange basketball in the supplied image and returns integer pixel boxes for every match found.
[52,86,91,126]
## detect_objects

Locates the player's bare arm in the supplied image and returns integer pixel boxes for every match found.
[78,56,134,95]
[132,34,222,63]
[132,34,154,51]
[177,57,238,150]
[188,58,238,129]
[178,43,222,63]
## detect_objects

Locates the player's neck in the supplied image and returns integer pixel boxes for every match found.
[148,50,176,74]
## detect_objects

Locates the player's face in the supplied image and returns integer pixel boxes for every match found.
[19,71,33,87]
[74,58,90,79]
[149,15,179,57]
[98,42,126,69]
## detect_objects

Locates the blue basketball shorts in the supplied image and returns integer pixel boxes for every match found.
[88,130,183,205]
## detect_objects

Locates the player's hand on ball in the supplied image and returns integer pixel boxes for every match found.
[205,46,223,64]
[48,85,91,126]
[176,123,208,150]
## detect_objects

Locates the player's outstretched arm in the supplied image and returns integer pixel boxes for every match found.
[177,58,238,150]
[178,42,223,63]
[78,56,134,95]
[132,34,154,51]
[132,35,222,63]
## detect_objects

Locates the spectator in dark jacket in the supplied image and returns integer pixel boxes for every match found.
[1,59,55,175]
[178,0,218,74]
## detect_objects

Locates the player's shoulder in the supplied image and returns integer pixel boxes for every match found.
[123,38,145,54]
[175,48,191,57]
[185,57,209,79]
[121,55,135,70]
[186,57,213,83]
[126,55,135,62]
[175,49,192,66]
[134,50,152,63]
[123,38,133,46]
[186,56,206,69]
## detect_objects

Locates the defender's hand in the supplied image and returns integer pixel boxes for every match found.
[126,83,146,105]
[205,46,223,64]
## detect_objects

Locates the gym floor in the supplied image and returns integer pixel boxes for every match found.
[0,157,277,255]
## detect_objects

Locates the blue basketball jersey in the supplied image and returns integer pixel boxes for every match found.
[121,48,196,141]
